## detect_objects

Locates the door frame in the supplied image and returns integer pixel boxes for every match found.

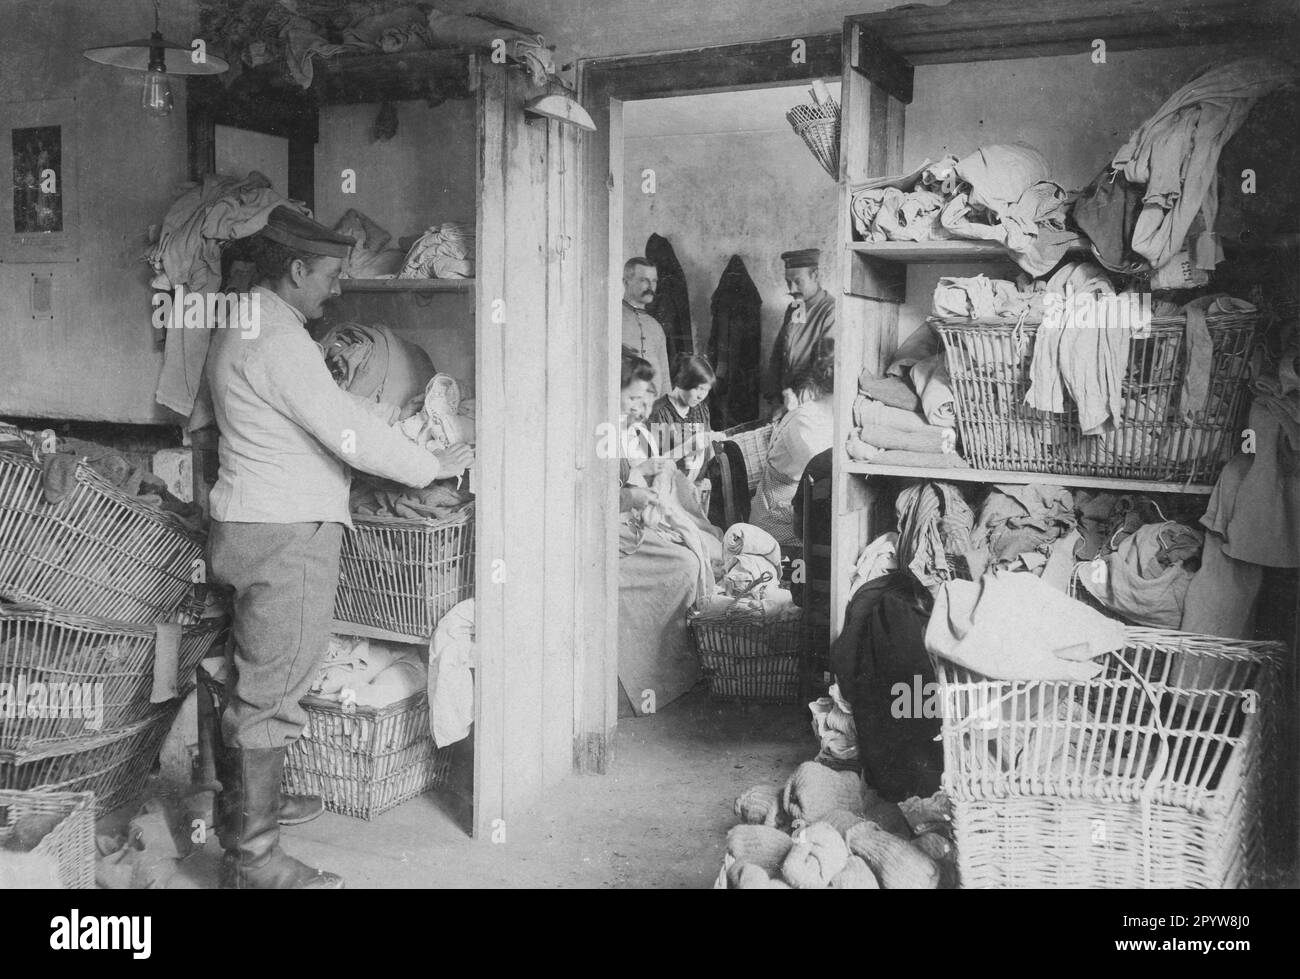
[574,34,841,773]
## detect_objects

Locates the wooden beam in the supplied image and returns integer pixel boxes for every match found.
[849,26,914,103]
[847,0,1300,65]
[580,33,842,100]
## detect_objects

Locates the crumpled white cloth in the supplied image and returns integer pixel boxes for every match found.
[429,598,476,748]
[848,531,898,599]
[399,222,475,279]
[926,571,1125,681]
[810,692,859,762]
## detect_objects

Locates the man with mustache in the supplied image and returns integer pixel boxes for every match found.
[621,256,671,397]
[765,248,836,419]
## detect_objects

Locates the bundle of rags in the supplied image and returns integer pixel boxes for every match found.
[319,321,435,416]
[333,209,405,278]
[851,322,964,468]
[399,222,475,279]
[966,483,1076,578]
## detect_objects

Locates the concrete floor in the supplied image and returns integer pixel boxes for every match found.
[162,687,811,889]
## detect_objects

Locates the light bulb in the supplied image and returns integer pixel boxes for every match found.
[142,68,172,116]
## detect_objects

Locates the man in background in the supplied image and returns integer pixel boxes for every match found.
[765,248,836,418]
[622,256,671,397]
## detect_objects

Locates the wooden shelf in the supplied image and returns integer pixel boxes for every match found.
[340,278,474,293]
[332,619,428,644]
[848,238,1089,263]
[842,460,1215,495]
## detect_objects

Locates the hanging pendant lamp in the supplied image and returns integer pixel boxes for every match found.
[83,0,228,117]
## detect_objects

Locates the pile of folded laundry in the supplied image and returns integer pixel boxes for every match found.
[850,143,1077,276]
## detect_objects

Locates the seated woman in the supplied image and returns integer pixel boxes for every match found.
[646,354,716,488]
[618,354,722,716]
[748,356,835,547]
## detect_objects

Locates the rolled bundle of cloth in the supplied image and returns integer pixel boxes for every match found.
[723,523,782,572]
[399,373,476,451]
[399,221,475,279]
[333,208,405,278]
[721,552,780,598]
[318,321,436,413]
[851,394,958,461]
[908,353,955,427]
[896,481,974,587]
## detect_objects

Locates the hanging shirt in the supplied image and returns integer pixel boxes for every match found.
[622,300,671,396]
[206,286,442,526]
[766,287,836,400]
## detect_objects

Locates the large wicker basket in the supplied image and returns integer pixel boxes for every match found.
[0,789,95,888]
[334,508,474,639]
[688,604,805,704]
[282,692,454,820]
[933,310,1257,483]
[0,602,223,750]
[0,446,204,623]
[0,702,181,815]
[934,628,1282,888]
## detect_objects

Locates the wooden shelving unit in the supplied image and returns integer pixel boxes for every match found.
[828,0,1299,641]
[339,278,475,293]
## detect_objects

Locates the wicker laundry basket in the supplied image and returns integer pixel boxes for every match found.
[0,446,204,623]
[334,507,474,639]
[933,309,1257,483]
[934,628,1282,888]
[787,97,841,180]
[0,701,181,815]
[0,789,95,889]
[720,422,774,494]
[689,604,805,704]
[0,602,223,750]
[282,692,454,820]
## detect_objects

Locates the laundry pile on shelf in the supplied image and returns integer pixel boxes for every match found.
[850,143,1077,275]
[719,761,956,889]
[398,222,475,280]
[198,1,552,89]
[850,321,964,469]
[311,633,426,709]
[333,208,406,278]
[1076,57,1296,284]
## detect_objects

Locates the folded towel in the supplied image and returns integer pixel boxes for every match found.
[873,448,970,469]
[858,422,955,454]
[853,395,933,433]
[858,369,921,412]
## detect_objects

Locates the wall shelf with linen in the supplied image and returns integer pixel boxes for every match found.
[339,278,476,293]
[841,462,1215,496]
[847,238,1089,263]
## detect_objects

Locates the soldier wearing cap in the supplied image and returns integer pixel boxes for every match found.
[765,248,836,417]
[202,206,473,889]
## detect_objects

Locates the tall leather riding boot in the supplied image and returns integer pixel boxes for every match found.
[198,666,324,828]
[218,746,345,890]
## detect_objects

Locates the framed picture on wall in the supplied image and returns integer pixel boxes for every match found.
[0,97,79,263]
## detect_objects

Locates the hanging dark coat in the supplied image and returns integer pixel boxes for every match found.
[645,233,693,368]
[706,255,763,429]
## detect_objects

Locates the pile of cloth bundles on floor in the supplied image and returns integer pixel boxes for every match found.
[332,209,405,278]
[399,222,475,279]
[1074,57,1296,284]
[808,683,858,765]
[850,321,965,468]
[720,762,957,889]
[699,523,795,615]
[197,2,552,89]
[850,143,1077,275]
[312,633,426,709]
